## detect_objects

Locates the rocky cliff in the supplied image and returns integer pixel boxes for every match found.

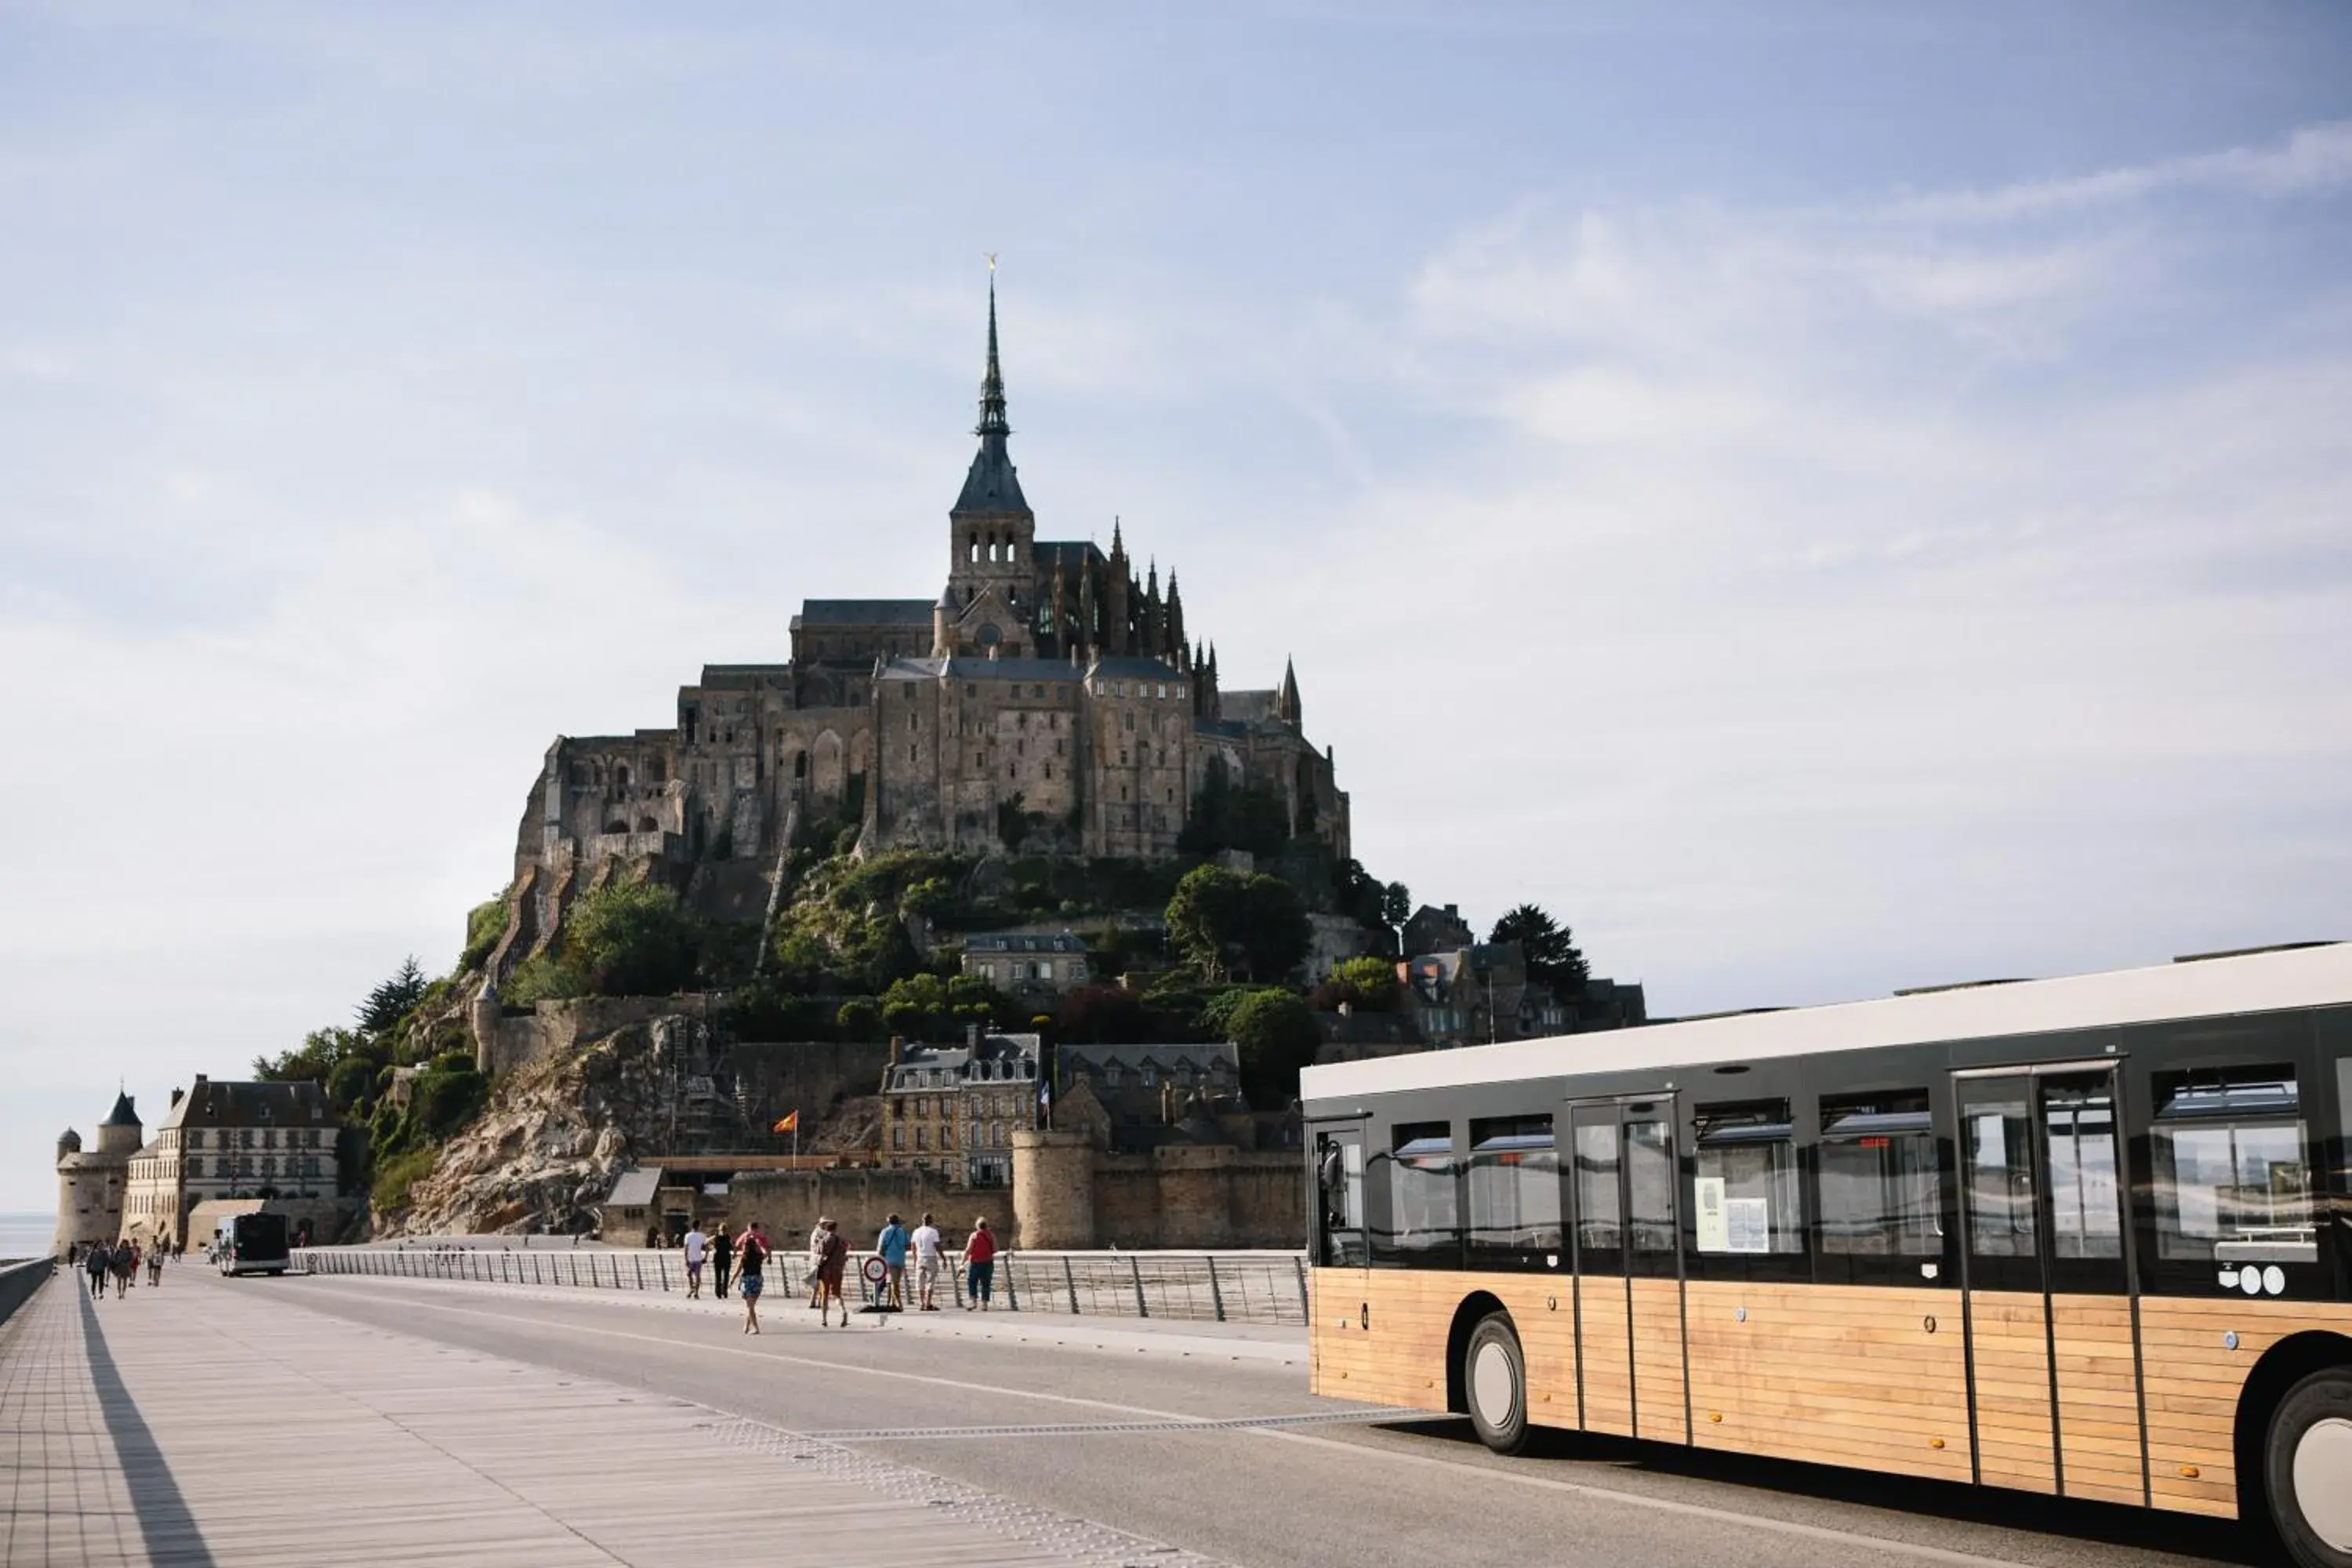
[380,1013,704,1236]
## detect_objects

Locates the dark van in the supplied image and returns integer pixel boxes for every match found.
[216,1212,291,1277]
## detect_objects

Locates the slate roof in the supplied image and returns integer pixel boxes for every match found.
[876,656,1084,684]
[1220,690,1277,722]
[1084,656,1185,681]
[953,434,1032,516]
[606,1167,663,1207]
[157,1078,333,1131]
[1033,540,1106,575]
[1058,1041,1240,1077]
[101,1091,140,1128]
[793,600,935,627]
[965,931,1088,956]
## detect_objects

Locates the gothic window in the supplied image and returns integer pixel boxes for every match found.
[1123,712,1134,731]
[968,535,978,562]
[794,753,808,779]
[616,765,631,789]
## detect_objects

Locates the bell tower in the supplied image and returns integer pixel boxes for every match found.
[946,265,1036,619]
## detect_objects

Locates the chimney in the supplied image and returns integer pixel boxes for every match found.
[1160,1081,1176,1123]
[965,1022,981,1050]
[888,1036,902,1065]
[194,1073,207,1087]
[169,1087,184,1108]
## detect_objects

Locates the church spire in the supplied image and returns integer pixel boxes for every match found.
[977,267,1009,438]
[1276,656,1301,726]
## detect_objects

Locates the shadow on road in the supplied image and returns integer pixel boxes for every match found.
[78,1287,217,1567]
[1377,1416,2271,1566]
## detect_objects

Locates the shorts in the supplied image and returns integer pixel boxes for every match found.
[686,1258,703,1277]
[916,1258,942,1286]
[739,1274,764,1298]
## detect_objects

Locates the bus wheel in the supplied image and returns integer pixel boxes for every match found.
[2267,1367,2352,1567]
[1464,1312,1529,1455]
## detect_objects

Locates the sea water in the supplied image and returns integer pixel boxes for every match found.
[0,1211,56,1260]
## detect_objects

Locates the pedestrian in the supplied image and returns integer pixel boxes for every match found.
[147,1245,162,1287]
[111,1243,132,1298]
[815,1217,849,1327]
[963,1217,996,1310]
[737,1221,770,1335]
[804,1225,826,1311]
[682,1221,708,1300]
[875,1213,909,1309]
[710,1223,734,1300]
[911,1211,944,1311]
[85,1243,108,1300]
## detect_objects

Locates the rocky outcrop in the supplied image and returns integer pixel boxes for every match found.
[382,1013,706,1236]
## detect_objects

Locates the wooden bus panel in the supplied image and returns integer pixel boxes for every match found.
[1579,1275,1636,1435]
[1504,1276,1582,1430]
[2050,1294,2145,1506]
[1310,1268,1583,1423]
[1684,1280,1972,1484]
[2136,1297,2352,1519]
[1629,1276,1688,1443]
[1967,1290,2058,1495]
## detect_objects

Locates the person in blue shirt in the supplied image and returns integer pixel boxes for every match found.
[875,1214,910,1309]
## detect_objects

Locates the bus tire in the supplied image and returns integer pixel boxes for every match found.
[1464,1312,1529,1455]
[2267,1367,2352,1568]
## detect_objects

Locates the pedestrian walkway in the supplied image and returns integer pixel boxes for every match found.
[296,1269,1310,1367]
[0,1269,1233,1567]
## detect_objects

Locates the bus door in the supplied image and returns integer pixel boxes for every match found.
[1568,1096,1686,1440]
[1312,1123,1369,1270]
[1955,1064,2143,1504]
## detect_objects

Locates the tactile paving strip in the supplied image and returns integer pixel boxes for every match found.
[701,1414,1239,1567]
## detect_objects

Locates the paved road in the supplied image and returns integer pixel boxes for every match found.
[263,1271,2261,1568]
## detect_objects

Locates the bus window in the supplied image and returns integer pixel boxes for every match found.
[1818,1091,1941,1261]
[1316,1131,1367,1268]
[2152,1065,2314,1266]
[1574,1120,1622,1253]
[2044,1077,2123,1261]
[1691,1101,1801,1259]
[1628,1119,1678,1260]
[1466,1116,1562,1269]
[1377,1123,1459,1267]
[1962,1089,2038,1260]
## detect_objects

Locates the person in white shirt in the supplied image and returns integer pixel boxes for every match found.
[682,1225,709,1299]
[911,1211,945,1311]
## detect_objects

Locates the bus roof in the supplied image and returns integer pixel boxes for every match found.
[1301,941,2352,1105]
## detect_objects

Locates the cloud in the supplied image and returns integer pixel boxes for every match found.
[1888,120,2352,223]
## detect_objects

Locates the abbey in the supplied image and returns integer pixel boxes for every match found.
[503,281,1348,941]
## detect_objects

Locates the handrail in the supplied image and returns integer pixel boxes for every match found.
[291,1244,1312,1325]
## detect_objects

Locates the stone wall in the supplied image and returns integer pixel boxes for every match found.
[484,995,716,1077]
[722,1040,898,1130]
[714,1169,1015,1256]
[1011,1133,1302,1250]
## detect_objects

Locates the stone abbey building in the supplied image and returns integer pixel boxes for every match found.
[498,281,1348,955]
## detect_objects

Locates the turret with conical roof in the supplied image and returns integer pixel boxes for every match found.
[96,1090,142,1156]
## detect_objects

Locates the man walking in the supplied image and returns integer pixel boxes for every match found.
[737,1221,770,1335]
[710,1223,734,1301]
[815,1218,849,1327]
[875,1213,909,1309]
[85,1242,109,1300]
[911,1212,944,1311]
[682,1222,708,1299]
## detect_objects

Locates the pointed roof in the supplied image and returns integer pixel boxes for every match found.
[952,273,1032,517]
[101,1090,140,1128]
[1276,657,1301,724]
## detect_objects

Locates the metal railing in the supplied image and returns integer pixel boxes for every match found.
[293,1244,1311,1326]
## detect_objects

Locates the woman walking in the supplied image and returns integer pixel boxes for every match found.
[963,1217,996,1310]
[815,1218,849,1327]
[736,1221,770,1335]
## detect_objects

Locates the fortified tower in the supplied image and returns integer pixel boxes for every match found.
[51,1091,140,1258]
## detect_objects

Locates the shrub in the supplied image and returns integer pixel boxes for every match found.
[503,950,583,1007]
[372,1146,438,1213]
[565,881,700,996]
[1225,989,1319,1108]
[460,894,510,971]
[836,998,883,1040]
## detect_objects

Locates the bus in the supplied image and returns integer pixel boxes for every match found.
[215,1212,291,1277]
[1300,941,2352,1567]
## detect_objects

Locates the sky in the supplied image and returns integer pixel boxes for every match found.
[2,2,2348,1211]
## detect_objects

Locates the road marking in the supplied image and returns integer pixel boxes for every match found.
[298,1283,2048,1568]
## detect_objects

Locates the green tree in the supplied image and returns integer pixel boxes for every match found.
[1490,903,1589,995]
[835,997,883,1041]
[1225,989,1319,1108]
[1165,866,1311,984]
[566,882,701,996]
[254,1025,365,1084]
[1313,954,1399,1012]
[1380,883,1413,935]
[460,895,510,971]
[358,956,429,1033]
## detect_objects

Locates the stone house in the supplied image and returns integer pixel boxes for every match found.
[1053,1041,1243,1150]
[1400,902,1475,959]
[961,930,1091,996]
[879,1031,1040,1188]
[118,1076,346,1250]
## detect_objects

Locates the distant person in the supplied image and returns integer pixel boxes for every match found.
[910,1212,943,1311]
[85,1243,109,1300]
[710,1224,735,1300]
[804,1225,826,1311]
[963,1218,996,1311]
[682,1224,709,1299]
[875,1213,909,1308]
[815,1217,849,1327]
[737,1221,770,1335]
[111,1243,132,1298]
[147,1245,162,1287]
